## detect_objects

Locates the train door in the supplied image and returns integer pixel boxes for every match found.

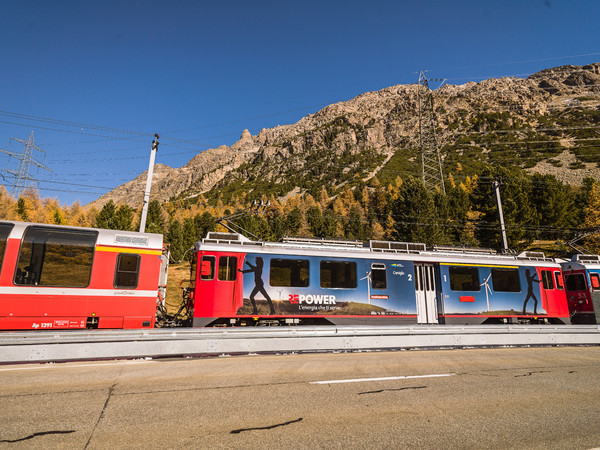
[194,252,242,317]
[414,263,439,324]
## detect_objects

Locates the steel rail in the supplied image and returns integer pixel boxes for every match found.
[0,325,598,364]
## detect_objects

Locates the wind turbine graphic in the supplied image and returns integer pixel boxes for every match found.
[360,271,372,304]
[481,273,493,312]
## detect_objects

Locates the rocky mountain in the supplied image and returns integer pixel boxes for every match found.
[89,63,600,208]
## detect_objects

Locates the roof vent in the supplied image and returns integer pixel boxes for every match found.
[573,254,600,263]
[115,235,149,246]
[370,240,427,253]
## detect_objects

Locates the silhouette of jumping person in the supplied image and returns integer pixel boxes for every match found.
[523,269,540,315]
[240,257,275,315]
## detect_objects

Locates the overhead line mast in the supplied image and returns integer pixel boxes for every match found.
[417,71,446,194]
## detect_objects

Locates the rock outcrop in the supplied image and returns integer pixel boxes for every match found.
[89,63,600,208]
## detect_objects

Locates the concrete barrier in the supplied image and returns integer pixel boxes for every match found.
[1,325,599,363]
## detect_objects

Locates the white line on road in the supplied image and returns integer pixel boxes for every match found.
[310,373,456,385]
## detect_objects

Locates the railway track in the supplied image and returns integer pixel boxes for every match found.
[1,325,599,364]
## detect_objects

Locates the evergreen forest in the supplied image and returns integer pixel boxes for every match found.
[2,163,600,262]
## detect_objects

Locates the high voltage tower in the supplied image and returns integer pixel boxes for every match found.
[0,131,52,198]
[417,71,446,194]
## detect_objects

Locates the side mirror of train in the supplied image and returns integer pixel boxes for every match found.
[200,260,212,277]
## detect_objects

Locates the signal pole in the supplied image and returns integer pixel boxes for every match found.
[139,134,159,233]
[0,132,52,198]
[493,179,509,252]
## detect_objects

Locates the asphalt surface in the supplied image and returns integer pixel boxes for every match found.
[0,346,599,449]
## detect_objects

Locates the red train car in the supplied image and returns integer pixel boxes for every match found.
[0,220,166,330]
[560,255,600,324]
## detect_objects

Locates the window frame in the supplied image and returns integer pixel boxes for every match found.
[320,260,357,289]
[491,267,521,293]
[541,270,555,290]
[14,225,97,288]
[0,223,14,274]
[565,273,586,292]
[218,256,237,281]
[554,271,564,290]
[269,258,310,287]
[200,255,216,281]
[449,266,480,292]
[114,252,141,289]
[371,263,387,290]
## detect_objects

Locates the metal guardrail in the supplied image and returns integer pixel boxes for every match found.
[0,325,599,364]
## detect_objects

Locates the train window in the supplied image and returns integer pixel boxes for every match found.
[491,268,520,292]
[541,270,554,290]
[218,256,237,281]
[371,263,387,289]
[114,253,140,289]
[590,273,600,291]
[0,223,14,272]
[320,261,357,289]
[270,259,309,287]
[200,256,216,280]
[449,266,480,291]
[565,274,586,291]
[15,226,97,287]
[554,272,564,290]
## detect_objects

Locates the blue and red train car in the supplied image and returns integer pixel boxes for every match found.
[561,255,600,324]
[0,220,167,330]
[189,232,571,326]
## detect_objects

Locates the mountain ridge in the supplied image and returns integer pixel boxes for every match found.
[88,63,600,208]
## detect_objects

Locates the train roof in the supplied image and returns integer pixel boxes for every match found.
[195,232,559,267]
[561,254,600,271]
[1,220,163,250]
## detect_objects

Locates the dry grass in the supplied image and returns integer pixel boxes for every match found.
[163,263,194,315]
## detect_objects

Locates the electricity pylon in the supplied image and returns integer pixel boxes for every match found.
[0,132,52,198]
[417,71,446,194]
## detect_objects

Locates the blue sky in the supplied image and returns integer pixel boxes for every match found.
[0,0,598,206]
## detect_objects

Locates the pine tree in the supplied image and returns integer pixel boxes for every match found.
[194,211,215,239]
[391,177,445,245]
[95,200,117,229]
[145,200,166,234]
[345,205,365,240]
[114,205,134,231]
[286,207,303,236]
[583,181,600,253]
[16,198,28,221]
[319,186,330,209]
[530,174,576,241]
[307,205,324,237]
[471,166,539,251]
[445,184,473,245]
[53,208,66,225]
[166,218,186,262]
[322,209,339,238]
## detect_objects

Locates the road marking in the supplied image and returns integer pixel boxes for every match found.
[310,373,455,385]
[0,360,156,372]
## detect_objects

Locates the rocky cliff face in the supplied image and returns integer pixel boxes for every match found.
[89,63,600,208]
